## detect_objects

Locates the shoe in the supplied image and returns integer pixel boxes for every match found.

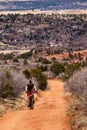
[27,104,30,107]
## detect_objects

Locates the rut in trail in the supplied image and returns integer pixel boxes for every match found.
[0,79,70,130]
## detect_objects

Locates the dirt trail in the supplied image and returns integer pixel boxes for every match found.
[0,79,70,130]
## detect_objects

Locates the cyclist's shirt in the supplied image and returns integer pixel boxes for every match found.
[26,83,34,97]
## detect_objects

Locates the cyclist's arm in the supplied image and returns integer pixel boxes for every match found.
[34,85,37,93]
[25,85,28,92]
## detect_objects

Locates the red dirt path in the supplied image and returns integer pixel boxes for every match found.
[0,79,70,130]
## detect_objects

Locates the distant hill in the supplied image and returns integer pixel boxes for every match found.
[0,0,87,11]
[0,13,87,51]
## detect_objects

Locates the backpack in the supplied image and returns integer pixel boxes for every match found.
[27,83,34,91]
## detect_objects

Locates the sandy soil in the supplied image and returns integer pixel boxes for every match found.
[45,53,69,61]
[0,9,87,15]
[0,79,70,130]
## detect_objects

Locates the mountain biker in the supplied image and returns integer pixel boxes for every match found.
[25,80,37,107]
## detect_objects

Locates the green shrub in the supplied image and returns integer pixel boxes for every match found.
[13,58,19,62]
[23,69,31,79]
[64,63,81,79]
[50,62,65,76]
[4,53,14,60]
[23,59,28,65]
[0,70,13,98]
[30,68,47,90]
[37,65,48,72]
[1,83,13,98]
[0,67,28,98]
[38,57,51,64]
[17,50,32,59]
[54,50,62,54]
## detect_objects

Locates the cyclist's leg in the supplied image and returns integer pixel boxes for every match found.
[26,92,30,107]
[31,90,35,103]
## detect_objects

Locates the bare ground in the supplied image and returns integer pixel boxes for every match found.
[0,50,30,54]
[45,50,87,61]
[0,79,70,130]
[0,9,87,15]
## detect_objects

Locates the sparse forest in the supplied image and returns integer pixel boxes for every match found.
[0,13,87,51]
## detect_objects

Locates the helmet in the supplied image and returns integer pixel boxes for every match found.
[29,80,32,83]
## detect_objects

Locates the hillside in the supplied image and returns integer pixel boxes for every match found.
[0,79,70,130]
[0,13,87,51]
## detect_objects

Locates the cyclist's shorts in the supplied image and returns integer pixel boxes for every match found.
[26,89,34,97]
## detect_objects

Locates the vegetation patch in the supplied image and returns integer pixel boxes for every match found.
[65,67,87,130]
[0,66,28,114]
[23,68,47,90]
[50,62,65,76]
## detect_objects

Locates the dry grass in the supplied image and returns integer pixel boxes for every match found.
[65,67,87,130]
[0,92,27,116]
